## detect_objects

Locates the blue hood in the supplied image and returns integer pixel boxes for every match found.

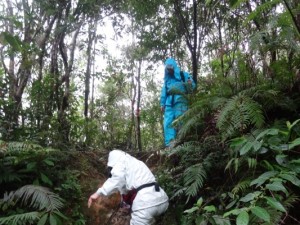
[164,58,181,81]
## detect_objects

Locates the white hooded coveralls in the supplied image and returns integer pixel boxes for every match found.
[96,150,169,225]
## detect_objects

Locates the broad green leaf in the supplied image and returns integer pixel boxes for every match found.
[40,173,53,186]
[266,181,288,195]
[289,138,300,149]
[265,197,286,212]
[239,142,252,155]
[269,143,289,151]
[288,119,300,130]
[37,213,48,225]
[236,211,249,225]
[278,173,300,186]
[239,193,256,202]
[184,206,198,214]
[49,214,57,225]
[212,215,231,225]
[27,162,37,170]
[53,211,68,220]
[275,155,288,166]
[256,128,279,140]
[239,191,261,203]
[196,197,203,207]
[251,206,270,222]
[257,147,268,154]
[43,159,54,166]
[51,213,63,225]
[250,171,278,187]
[230,137,247,148]
[252,140,262,152]
[226,199,238,209]
[224,208,241,217]
[204,205,216,212]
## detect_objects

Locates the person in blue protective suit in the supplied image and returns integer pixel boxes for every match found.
[160,58,195,147]
[88,150,169,225]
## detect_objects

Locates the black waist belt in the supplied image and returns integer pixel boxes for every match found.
[136,182,160,192]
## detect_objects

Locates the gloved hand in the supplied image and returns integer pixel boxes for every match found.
[88,192,99,208]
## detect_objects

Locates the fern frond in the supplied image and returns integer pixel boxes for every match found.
[232,180,251,195]
[177,95,227,140]
[0,211,39,225]
[184,163,207,200]
[216,93,265,140]
[247,157,257,169]
[177,114,203,139]
[241,98,264,128]
[5,185,64,211]
[5,141,43,152]
[171,187,187,201]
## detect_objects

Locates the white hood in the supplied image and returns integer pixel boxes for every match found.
[107,149,126,167]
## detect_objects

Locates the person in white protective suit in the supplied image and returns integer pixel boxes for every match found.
[88,150,169,225]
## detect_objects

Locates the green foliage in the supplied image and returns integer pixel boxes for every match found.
[183,163,207,201]
[0,185,66,225]
[0,141,89,224]
[216,93,265,140]
[183,197,231,225]
[224,119,300,224]
[180,119,300,225]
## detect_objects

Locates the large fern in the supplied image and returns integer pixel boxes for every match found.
[183,163,207,201]
[176,95,227,140]
[216,93,265,140]
[0,212,40,225]
[0,185,65,225]
[14,185,64,211]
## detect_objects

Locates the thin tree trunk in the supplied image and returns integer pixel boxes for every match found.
[84,21,95,118]
[136,60,142,152]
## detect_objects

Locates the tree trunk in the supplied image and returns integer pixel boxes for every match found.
[2,0,33,140]
[84,20,96,119]
[136,60,142,152]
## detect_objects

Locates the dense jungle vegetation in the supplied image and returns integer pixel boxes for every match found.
[1,0,300,224]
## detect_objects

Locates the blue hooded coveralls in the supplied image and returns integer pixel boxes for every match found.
[160,58,195,147]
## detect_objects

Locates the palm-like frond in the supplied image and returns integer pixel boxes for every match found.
[184,163,207,201]
[0,211,39,225]
[3,185,64,211]
[0,185,65,225]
